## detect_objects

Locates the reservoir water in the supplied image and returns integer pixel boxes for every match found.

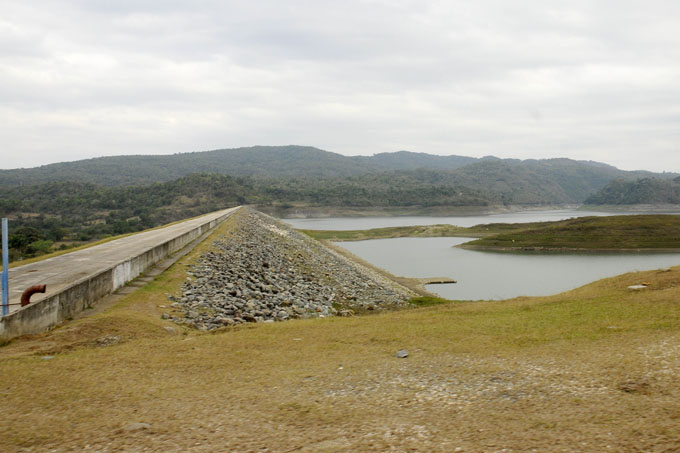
[284,209,618,230]
[283,209,680,300]
[338,237,680,300]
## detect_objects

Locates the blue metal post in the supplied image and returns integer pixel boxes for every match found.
[2,218,8,315]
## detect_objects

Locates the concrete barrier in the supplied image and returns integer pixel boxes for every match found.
[0,207,238,340]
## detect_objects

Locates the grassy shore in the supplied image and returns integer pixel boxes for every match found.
[299,222,533,241]
[301,215,680,251]
[462,215,680,251]
[1,212,680,451]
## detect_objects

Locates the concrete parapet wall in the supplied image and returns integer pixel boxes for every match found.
[0,209,236,340]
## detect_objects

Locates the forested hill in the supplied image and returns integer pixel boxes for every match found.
[585,177,680,205]
[0,146,479,187]
[0,145,663,188]
[2,163,678,261]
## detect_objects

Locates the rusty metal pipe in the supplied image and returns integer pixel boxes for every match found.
[21,284,46,307]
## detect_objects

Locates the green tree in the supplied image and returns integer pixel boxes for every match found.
[9,227,45,256]
[27,239,53,255]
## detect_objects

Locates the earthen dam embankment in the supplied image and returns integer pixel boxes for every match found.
[0,207,239,340]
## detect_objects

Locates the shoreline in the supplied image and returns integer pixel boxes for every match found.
[458,244,680,253]
[262,203,680,219]
[297,214,680,253]
[321,240,443,298]
[262,204,582,219]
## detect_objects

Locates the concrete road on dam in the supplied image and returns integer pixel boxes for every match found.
[3,207,239,314]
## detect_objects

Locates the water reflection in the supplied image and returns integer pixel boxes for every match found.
[284,209,617,230]
[338,237,680,300]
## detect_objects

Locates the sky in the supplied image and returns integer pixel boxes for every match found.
[1,0,679,172]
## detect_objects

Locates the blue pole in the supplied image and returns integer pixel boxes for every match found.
[2,218,8,316]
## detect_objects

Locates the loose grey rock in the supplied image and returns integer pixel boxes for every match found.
[171,208,414,330]
[242,314,257,323]
[96,335,121,347]
[124,422,151,432]
[396,349,409,358]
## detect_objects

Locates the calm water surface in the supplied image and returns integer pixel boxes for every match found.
[339,237,680,300]
[284,209,617,230]
[338,238,680,300]
[282,210,680,300]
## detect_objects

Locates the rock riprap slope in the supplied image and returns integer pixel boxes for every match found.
[168,209,414,329]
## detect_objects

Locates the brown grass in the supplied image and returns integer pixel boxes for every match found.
[1,211,679,452]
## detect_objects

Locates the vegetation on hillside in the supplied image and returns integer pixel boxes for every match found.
[3,168,680,262]
[585,177,680,205]
[1,147,678,261]
[0,145,479,186]
[0,174,248,261]
[0,145,670,189]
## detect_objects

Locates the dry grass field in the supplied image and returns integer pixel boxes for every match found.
[2,213,680,452]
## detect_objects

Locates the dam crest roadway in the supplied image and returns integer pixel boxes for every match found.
[0,207,239,340]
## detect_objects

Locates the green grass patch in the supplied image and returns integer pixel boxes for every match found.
[299,223,529,241]
[464,215,680,250]
[408,296,453,307]
[302,215,680,251]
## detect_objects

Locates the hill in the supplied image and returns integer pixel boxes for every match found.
[2,147,678,261]
[1,162,677,261]
[353,151,477,172]
[0,146,478,187]
[271,158,664,207]
[0,145,668,189]
[585,177,680,205]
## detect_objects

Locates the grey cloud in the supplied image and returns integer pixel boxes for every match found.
[0,0,679,172]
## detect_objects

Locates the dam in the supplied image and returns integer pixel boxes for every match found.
[0,207,239,340]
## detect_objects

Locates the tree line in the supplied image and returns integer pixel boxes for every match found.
[3,169,679,262]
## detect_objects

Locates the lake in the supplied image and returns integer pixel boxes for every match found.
[338,237,680,300]
[285,208,620,230]
[282,209,680,300]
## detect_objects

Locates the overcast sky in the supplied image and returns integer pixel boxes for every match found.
[1,1,679,172]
